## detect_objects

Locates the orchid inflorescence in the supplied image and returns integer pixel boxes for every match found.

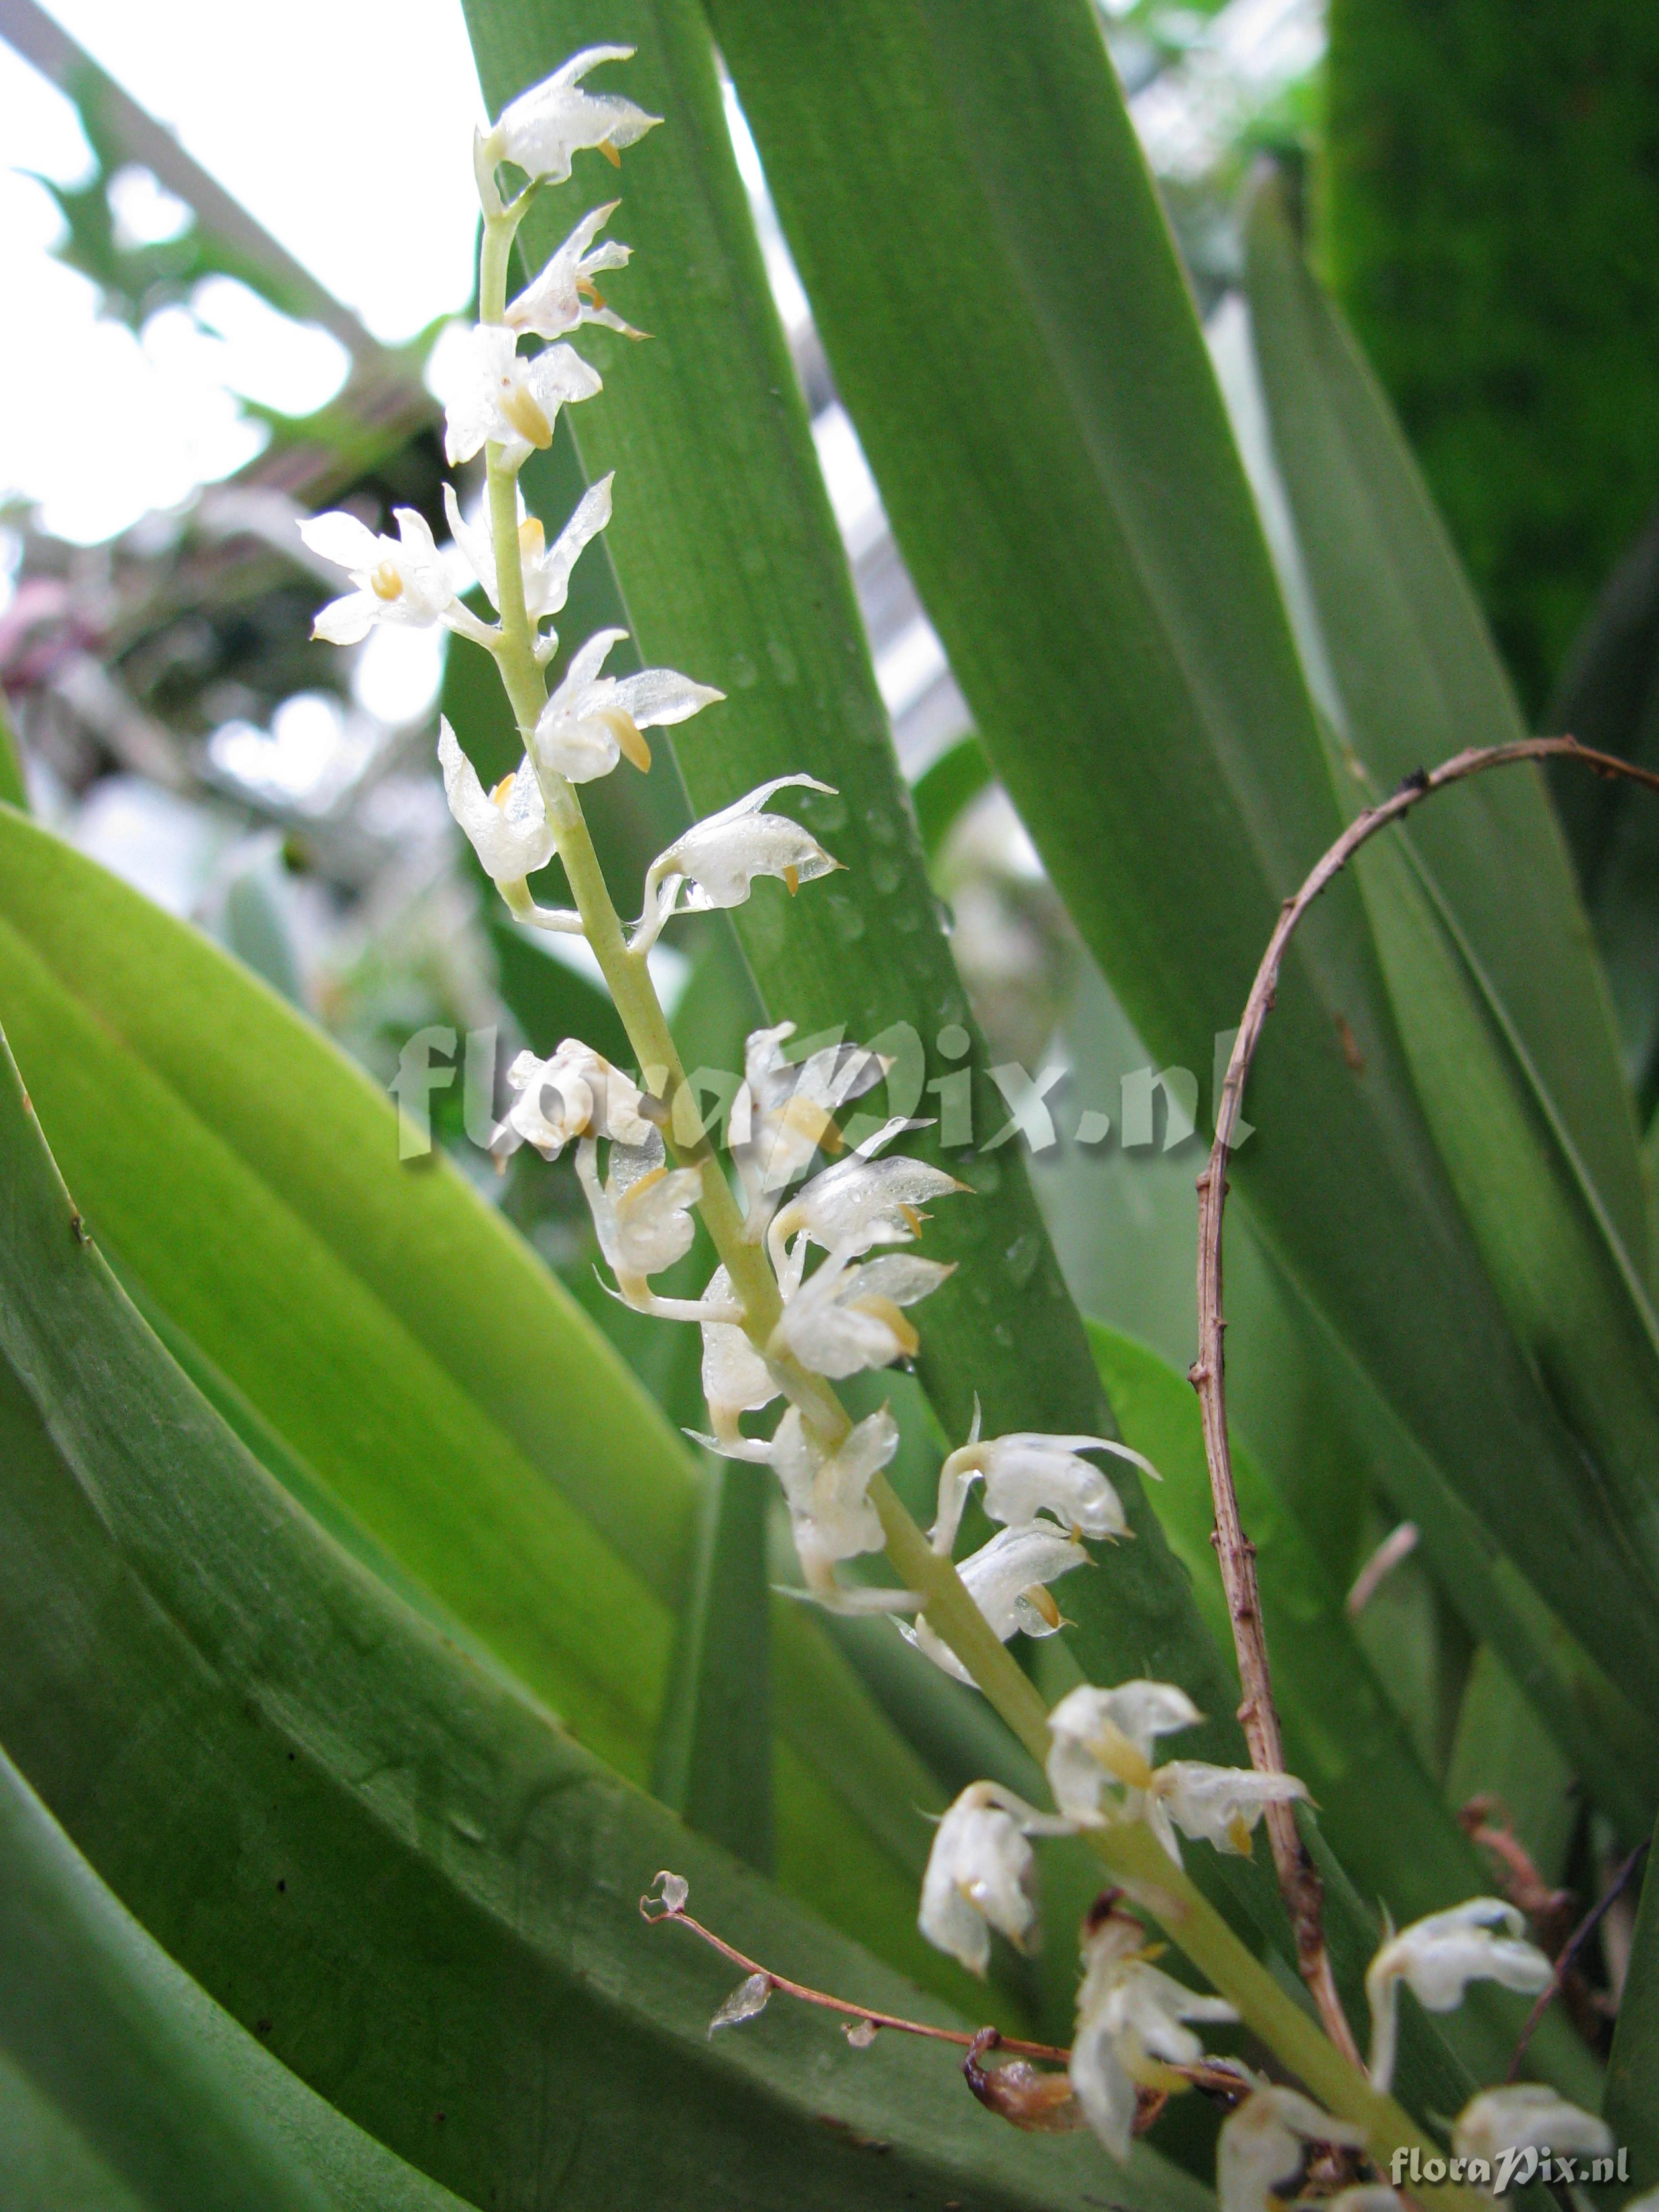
[299,46,1613,2205]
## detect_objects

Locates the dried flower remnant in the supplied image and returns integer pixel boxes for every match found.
[709,1972,773,2035]
[962,2031,1084,2135]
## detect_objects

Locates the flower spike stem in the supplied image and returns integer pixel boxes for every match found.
[439,101,1608,2202]
[1192,733,1659,2067]
[474,316,1478,2212]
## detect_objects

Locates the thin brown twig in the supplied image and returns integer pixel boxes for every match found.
[641,1880,1072,2061]
[641,1876,1256,2142]
[1506,1837,1650,2079]
[1190,733,1659,2066]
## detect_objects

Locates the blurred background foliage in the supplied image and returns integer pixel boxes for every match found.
[1322,0,1659,720]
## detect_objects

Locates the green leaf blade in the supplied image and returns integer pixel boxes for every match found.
[0,1023,1204,2212]
[708,0,1659,1715]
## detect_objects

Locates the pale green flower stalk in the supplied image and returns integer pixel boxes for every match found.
[292,46,1549,2204]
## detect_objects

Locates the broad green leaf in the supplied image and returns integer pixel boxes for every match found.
[1545,505,1659,1119]
[1240,177,1647,1277]
[704,0,1659,1715]
[1234,189,1659,1593]
[0,1028,1203,2212]
[1,2057,149,2212]
[912,734,992,859]
[0,809,983,1992]
[1446,1649,1577,1890]
[0,1745,469,2212]
[1607,1815,1659,2188]
[1087,1322,1603,2110]
[1268,1243,1659,1849]
[0,806,693,1611]
[1351,830,1659,1603]
[652,1460,775,1871]
[0,825,677,1782]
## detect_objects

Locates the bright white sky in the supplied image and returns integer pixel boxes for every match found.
[0,0,487,544]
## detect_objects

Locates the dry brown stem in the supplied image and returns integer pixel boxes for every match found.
[1191,734,1659,2066]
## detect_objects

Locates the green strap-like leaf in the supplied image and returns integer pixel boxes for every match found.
[1234,190,1659,1603]
[1607,1816,1659,2187]
[652,1459,776,1872]
[1264,1243,1659,1847]
[0,1024,1205,2212]
[0,807,695,1611]
[0,1744,471,2212]
[704,0,1659,1715]
[1546,503,1659,1121]
[911,735,993,860]
[1240,177,1647,1276]
[0,813,987,1995]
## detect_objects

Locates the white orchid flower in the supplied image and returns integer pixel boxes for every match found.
[443,325,602,471]
[767,1249,951,1380]
[575,1131,702,1310]
[1141,1761,1310,1868]
[507,202,642,341]
[1069,1907,1238,2161]
[931,1407,1151,1555]
[493,1038,653,1162]
[904,1522,1088,1685]
[918,1781,1072,1976]
[1049,1692,1308,1869]
[1217,2083,1364,2212]
[696,1265,781,1453]
[689,1399,904,1602]
[728,1022,892,1204]
[443,473,612,632]
[298,506,476,645]
[436,719,583,927]
[766,1143,965,1291]
[531,628,723,784]
[1365,1899,1552,2094]
[1046,1680,1202,1820]
[633,777,842,949]
[770,1403,904,1600]
[1452,2084,1612,2174]
[481,46,660,187]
